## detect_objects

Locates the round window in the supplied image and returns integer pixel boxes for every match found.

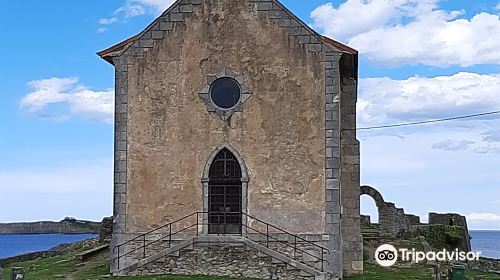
[209,77,241,109]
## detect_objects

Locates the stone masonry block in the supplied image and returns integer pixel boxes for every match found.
[180,4,193,13]
[152,30,164,39]
[326,147,333,158]
[326,201,340,214]
[325,189,336,202]
[160,21,173,31]
[256,2,272,11]
[326,179,339,190]
[326,213,340,224]
[307,44,322,52]
[139,39,153,48]
[297,35,310,44]
[170,13,183,22]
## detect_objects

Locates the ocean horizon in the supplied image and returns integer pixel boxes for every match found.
[470,230,500,260]
[0,234,97,259]
[0,231,498,260]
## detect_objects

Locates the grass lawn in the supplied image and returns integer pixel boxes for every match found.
[2,249,500,280]
[345,263,433,280]
[0,251,252,280]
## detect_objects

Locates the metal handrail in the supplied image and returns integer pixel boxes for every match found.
[113,211,330,271]
[241,222,329,271]
[242,212,330,252]
[113,212,199,251]
[113,212,202,269]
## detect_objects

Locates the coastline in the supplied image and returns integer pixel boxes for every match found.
[0,218,101,235]
[0,236,99,267]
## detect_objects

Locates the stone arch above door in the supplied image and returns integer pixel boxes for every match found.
[201,143,249,234]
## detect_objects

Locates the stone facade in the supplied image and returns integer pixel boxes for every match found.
[99,0,361,278]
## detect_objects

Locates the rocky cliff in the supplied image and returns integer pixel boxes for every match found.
[0,217,100,234]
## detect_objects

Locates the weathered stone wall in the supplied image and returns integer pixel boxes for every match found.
[379,202,412,237]
[133,242,324,280]
[114,233,328,273]
[468,258,500,274]
[360,215,372,228]
[339,65,363,275]
[407,214,421,225]
[428,212,471,251]
[429,213,468,228]
[360,185,420,238]
[123,0,329,234]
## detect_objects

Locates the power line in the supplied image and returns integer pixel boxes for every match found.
[357,110,500,131]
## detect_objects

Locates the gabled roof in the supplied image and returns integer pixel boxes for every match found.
[98,35,356,65]
[97,0,357,65]
[322,36,357,55]
[97,35,139,64]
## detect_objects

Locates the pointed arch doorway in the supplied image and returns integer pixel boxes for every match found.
[206,148,244,234]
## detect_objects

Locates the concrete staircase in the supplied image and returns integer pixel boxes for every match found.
[115,235,330,280]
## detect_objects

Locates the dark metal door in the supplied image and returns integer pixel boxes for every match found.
[208,149,242,234]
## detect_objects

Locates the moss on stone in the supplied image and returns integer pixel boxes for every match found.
[423,224,465,250]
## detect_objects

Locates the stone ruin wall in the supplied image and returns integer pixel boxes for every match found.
[427,212,471,251]
[361,186,472,249]
[360,185,420,238]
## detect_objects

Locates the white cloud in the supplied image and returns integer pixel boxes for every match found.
[97,0,175,32]
[358,72,500,127]
[482,129,500,143]
[311,0,433,42]
[432,140,475,151]
[467,212,500,222]
[114,4,146,17]
[97,27,108,33]
[134,0,175,14]
[312,1,500,66]
[98,17,118,25]
[20,77,114,123]
[112,0,174,18]
[474,145,500,154]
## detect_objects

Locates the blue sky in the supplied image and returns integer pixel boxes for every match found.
[0,0,499,229]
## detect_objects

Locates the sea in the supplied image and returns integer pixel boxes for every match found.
[0,234,97,259]
[470,230,500,259]
[0,231,498,260]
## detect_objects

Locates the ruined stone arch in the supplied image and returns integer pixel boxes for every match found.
[360,185,416,237]
[360,185,386,209]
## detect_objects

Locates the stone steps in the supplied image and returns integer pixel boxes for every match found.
[115,235,333,280]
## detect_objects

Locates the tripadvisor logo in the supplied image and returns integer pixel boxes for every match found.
[375,244,398,267]
[375,244,481,267]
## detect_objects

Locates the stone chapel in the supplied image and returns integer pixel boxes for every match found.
[98,0,362,279]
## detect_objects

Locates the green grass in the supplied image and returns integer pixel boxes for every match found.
[344,263,500,280]
[1,251,252,280]
[464,269,500,280]
[345,263,433,280]
[395,238,424,252]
